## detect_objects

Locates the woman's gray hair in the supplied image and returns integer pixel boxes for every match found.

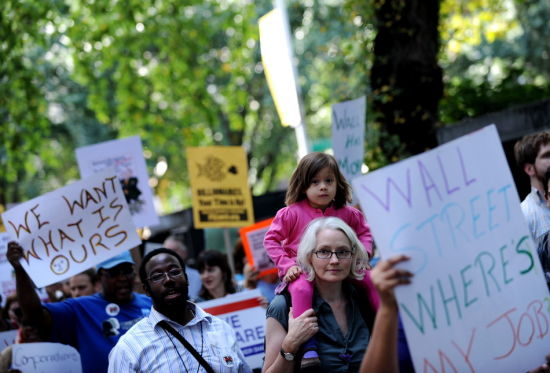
[297,217,369,281]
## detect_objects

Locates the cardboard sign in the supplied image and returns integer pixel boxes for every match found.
[239,218,277,276]
[0,232,16,306]
[187,146,254,228]
[0,329,17,349]
[352,125,550,371]
[12,342,82,373]
[76,136,159,228]
[1,169,141,288]
[197,290,265,369]
[332,96,366,183]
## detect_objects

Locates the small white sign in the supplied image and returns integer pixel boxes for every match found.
[76,136,159,228]
[12,342,82,373]
[1,169,141,288]
[0,232,16,306]
[197,290,265,369]
[332,96,366,184]
[0,329,18,349]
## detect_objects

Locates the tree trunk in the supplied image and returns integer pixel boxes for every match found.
[371,0,443,159]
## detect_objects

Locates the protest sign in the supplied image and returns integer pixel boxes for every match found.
[332,96,366,184]
[1,169,141,288]
[239,218,277,276]
[0,232,16,306]
[187,146,254,228]
[0,329,17,349]
[12,342,82,373]
[76,136,159,228]
[352,125,550,371]
[197,290,265,369]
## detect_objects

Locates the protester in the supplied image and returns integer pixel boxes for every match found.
[263,217,412,373]
[535,168,550,290]
[195,250,241,301]
[163,235,202,299]
[2,295,21,330]
[0,318,47,373]
[108,248,251,372]
[243,263,279,303]
[514,130,550,239]
[263,152,377,368]
[44,281,71,302]
[6,242,151,373]
[69,268,100,298]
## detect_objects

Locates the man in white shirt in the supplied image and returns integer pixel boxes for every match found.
[514,131,550,239]
[108,248,251,373]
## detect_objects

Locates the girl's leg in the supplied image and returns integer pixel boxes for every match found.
[288,274,314,318]
[352,270,381,310]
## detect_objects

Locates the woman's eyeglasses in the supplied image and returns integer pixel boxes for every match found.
[313,249,353,259]
[148,268,185,283]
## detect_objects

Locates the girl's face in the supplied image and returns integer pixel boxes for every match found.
[200,265,224,293]
[305,167,337,210]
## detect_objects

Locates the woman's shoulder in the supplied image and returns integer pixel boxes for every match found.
[266,294,290,329]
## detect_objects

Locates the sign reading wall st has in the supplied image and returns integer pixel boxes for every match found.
[353,125,550,372]
[187,146,254,228]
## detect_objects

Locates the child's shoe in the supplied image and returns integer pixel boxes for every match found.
[300,349,321,371]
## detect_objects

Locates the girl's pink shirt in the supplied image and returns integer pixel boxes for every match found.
[264,199,373,278]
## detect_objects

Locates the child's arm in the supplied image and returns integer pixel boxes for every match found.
[264,209,299,279]
[283,265,301,283]
[348,207,374,257]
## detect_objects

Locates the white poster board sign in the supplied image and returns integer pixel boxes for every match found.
[332,96,366,183]
[0,329,18,349]
[76,136,159,228]
[353,125,550,371]
[0,232,16,306]
[1,169,141,288]
[12,342,82,373]
[197,290,265,369]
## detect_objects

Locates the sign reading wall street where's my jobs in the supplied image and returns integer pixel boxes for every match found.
[1,169,141,288]
[352,125,550,372]
[332,96,366,184]
[196,289,265,370]
[187,146,254,228]
[76,136,159,228]
[12,342,82,373]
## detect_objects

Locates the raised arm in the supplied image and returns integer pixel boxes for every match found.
[360,255,412,373]
[6,241,52,335]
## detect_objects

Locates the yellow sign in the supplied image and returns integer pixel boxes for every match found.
[187,146,254,228]
[0,205,5,232]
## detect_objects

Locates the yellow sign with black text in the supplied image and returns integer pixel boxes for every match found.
[187,146,254,228]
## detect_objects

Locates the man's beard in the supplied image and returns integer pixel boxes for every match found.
[153,285,189,314]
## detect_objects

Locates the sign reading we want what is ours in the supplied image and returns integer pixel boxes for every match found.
[353,125,550,372]
[1,169,141,288]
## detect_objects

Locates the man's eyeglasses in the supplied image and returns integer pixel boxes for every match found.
[313,249,353,260]
[103,265,135,278]
[148,268,185,284]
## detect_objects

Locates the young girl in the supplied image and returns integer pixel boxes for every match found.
[263,152,378,367]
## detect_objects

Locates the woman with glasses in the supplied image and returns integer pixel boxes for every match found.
[263,217,413,373]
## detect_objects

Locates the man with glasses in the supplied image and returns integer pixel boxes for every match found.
[6,241,151,373]
[108,248,251,373]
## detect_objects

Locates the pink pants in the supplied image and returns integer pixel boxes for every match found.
[288,270,380,317]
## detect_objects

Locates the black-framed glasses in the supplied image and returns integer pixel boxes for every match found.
[103,265,135,278]
[148,268,184,284]
[313,249,353,260]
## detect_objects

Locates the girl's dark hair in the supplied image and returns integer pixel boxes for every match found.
[197,250,236,300]
[139,248,187,292]
[285,152,352,208]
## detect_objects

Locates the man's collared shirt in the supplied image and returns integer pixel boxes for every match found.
[521,187,550,239]
[108,303,251,373]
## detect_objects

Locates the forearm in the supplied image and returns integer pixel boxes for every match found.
[14,267,50,329]
[360,305,399,373]
[263,337,300,373]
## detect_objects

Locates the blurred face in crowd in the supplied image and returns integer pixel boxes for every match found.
[200,265,224,294]
[100,263,135,303]
[69,273,97,298]
[529,143,550,187]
